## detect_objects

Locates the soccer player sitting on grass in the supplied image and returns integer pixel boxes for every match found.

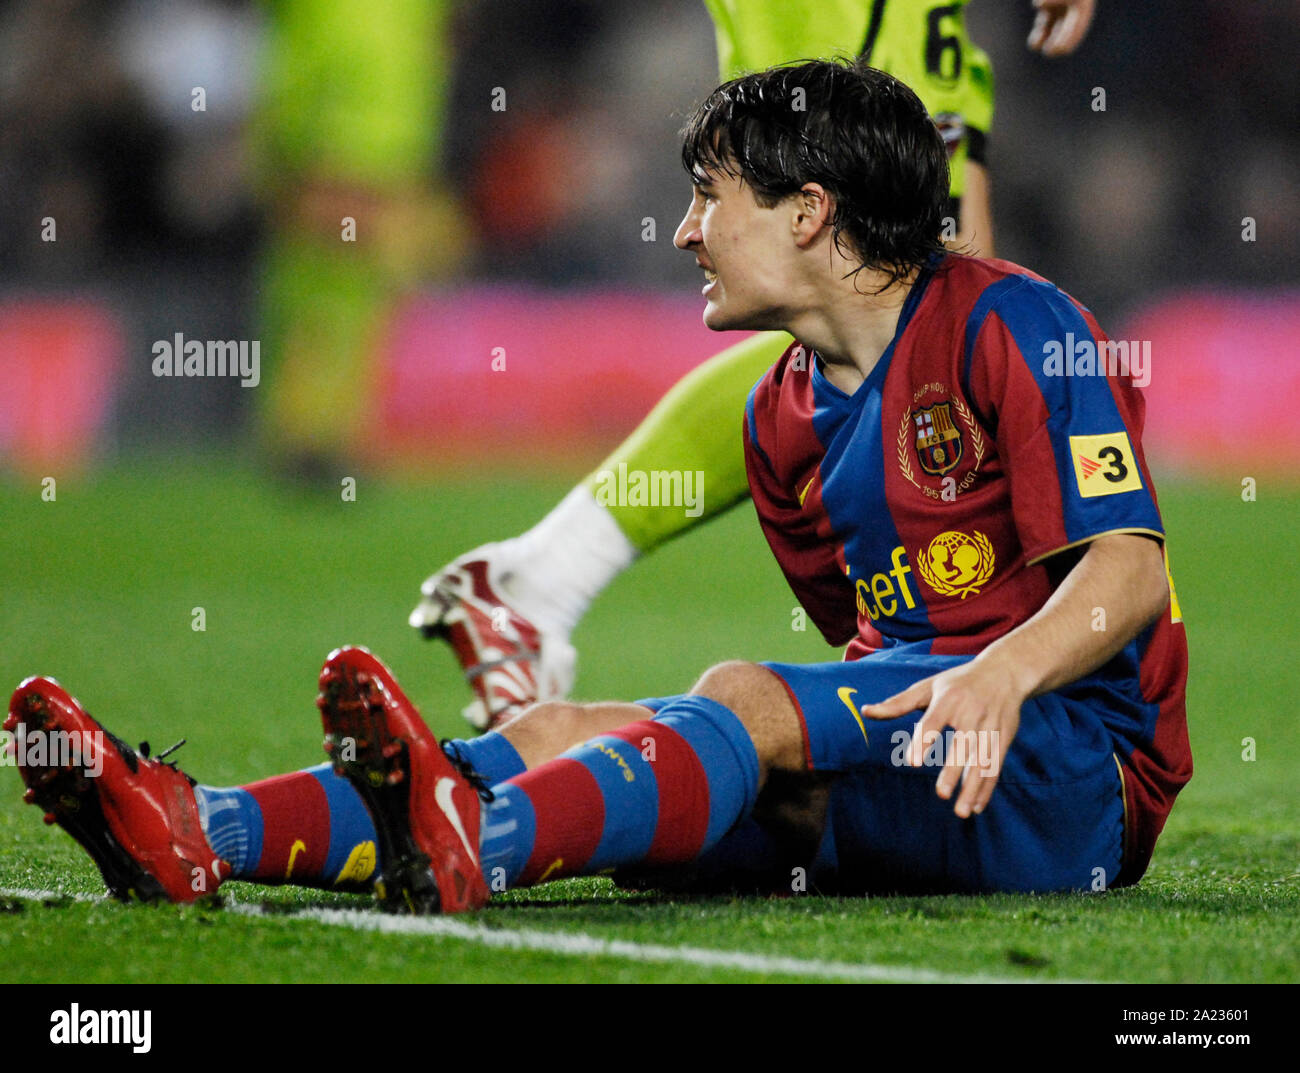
[9,59,1188,912]
[412,0,1098,734]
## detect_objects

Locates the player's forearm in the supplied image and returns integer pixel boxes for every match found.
[974,534,1170,700]
[955,161,994,258]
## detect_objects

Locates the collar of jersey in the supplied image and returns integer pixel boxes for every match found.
[810,256,938,406]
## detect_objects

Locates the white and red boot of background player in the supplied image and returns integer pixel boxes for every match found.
[409,542,577,731]
[318,646,491,914]
[5,676,227,903]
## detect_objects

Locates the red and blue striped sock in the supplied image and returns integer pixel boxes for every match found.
[478,696,760,888]
[193,735,520,891]
[194,763,378,889]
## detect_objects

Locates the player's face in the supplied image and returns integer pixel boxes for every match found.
[674,167,796,332]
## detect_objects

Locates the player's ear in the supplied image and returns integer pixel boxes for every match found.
[792,183,833,247]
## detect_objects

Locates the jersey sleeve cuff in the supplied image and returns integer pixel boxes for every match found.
[1024,527,1165,567]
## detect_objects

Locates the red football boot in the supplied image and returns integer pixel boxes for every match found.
[408,544,576,732]
[317,646,491,914]
[6,676,227,903]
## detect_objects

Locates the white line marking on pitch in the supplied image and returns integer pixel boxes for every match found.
[0,887,102,904]
[0,886,1072,983]
[235,903,1043,982]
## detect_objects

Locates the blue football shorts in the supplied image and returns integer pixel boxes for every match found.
[637,645,1125,894]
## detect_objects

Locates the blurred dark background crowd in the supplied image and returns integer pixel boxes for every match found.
[0,0,1297,463]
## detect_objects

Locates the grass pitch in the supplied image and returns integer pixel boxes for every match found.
[0,458,1296,984]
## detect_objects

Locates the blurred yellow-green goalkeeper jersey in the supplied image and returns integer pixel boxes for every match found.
[703,0,993,198]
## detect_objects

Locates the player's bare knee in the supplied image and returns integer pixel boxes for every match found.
[501,700,587,768]
[691,660,766,708]
[691,661,803,774]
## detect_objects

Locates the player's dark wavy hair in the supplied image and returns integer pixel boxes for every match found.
[681,58,950,291]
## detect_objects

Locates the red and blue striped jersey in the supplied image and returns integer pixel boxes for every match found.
[743,253,1190,882]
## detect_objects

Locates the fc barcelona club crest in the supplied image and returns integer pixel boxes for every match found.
[913,402,963,476]
[897,383,986,500]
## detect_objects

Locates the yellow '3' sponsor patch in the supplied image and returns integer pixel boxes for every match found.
[1069,432,1143,497]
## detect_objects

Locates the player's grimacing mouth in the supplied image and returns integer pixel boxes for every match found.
[697,259,719,295]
